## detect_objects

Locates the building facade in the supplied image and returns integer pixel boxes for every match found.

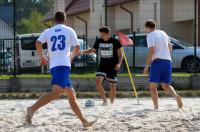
[44,0,199,46]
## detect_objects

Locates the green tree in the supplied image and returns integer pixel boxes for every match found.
[18,10,46,33]
[0,0,54,33]
[15,0,53,33]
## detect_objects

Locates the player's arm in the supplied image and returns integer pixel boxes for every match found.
[143,47,155,74]
[36,30,48,65]
[81,48,96,55]
[70,45,80,63]
[168,43,173,52]
[115,47,123,70]
[167,35,173,52]
[36,41,48,65]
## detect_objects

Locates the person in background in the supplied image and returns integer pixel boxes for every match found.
[81,26,123,105]
[143,19,183,109]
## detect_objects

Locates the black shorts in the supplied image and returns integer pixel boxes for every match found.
[96,65,117,83]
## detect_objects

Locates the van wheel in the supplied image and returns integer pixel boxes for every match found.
[182,57,200,73]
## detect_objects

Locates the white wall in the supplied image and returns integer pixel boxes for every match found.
[113,1,139,33]
[138,0,161,32]
[54,0,72,12]
[173,0,194,22]
[89,0,105,37]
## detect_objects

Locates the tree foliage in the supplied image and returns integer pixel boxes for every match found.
[16,0,54,33]
[0,0,54,33]
[18,10,46,33]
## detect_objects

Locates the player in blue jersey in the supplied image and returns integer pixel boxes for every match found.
[26,11,96,127]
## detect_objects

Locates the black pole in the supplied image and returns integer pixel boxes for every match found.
[105,0,108,26]
[120,4,135,72]
[2,40,5,74]
[194,0,197,75]
[76,15,88,69]
[13,0,16,77]
[76,15,88,49]
[96,36,99,69]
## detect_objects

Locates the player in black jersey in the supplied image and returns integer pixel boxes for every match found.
[81,26,123,105]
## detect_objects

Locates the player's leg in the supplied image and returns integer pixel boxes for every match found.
[96,74,108,105]
[64,88,96,127]
[26,85,63,123]
[160,60,183,108]
[161,84,183,108]
[109,83,116,104]
[107,70,118,104]
[149,83,159,109]
[149,60,161,109]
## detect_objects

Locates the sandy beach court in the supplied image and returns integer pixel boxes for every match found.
[0,98,199,132]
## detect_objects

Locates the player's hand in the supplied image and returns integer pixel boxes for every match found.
[79,51,83,55]
[143,66,149,75]
[40,56,48,65]
[115,63,121,71]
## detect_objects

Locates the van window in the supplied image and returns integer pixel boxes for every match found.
[21,37,47,50]
[70,39,85,51]
[135,36,147,47]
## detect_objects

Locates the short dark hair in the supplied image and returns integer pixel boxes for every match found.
[145,19,156,29]
[99,26,111,33]
[54,11,66,22]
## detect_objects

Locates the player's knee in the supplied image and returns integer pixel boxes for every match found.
[52,88,62,98]
[150,86,157,92]
[96,78,102,86]
[68,94,76,103]
[110,83,116,89]
[162,85,170,91]
[64,89,76,101]
[52,91,61,99]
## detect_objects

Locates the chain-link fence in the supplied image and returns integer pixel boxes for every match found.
[0,0,199,75]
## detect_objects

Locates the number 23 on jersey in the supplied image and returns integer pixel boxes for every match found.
[51,35,66,51]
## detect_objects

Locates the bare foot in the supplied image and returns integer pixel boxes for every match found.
[110,99,115,104]
[102,101,108,106]
[176,95,183,108]
[26,107,34,124]
[82,119,97,127]
[153,107,160,111]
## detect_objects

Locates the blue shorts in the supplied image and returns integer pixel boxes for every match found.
[50,66,73,89]
[149,59,172,84]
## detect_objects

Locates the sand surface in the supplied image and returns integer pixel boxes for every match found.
[0,98,200,132]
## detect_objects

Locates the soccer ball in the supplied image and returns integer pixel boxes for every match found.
[85,100,95,107]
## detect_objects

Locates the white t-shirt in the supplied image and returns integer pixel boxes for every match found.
[147,30,172,61]
[37,24,79,69]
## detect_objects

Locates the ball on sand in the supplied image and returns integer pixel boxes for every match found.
[85,100,95,107]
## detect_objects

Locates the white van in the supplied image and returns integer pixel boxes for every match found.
[16,34,96,71]
[16,33,47,70]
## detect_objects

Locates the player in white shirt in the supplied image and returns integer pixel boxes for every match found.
[26,11,96,127]
[143,20,183,109]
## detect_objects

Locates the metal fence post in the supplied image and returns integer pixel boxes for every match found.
[2,40,5,74]
[133,31,136,73]
[104,0,108,26]
[194,0,197,75]
[13,0,16,77]
[96,36,99,69]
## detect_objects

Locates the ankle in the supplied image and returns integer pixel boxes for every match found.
[154,105,159,109]
[80,118,88,123]
[28,106,36,113]
[103,98,107,103]
[175,95,180,99]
